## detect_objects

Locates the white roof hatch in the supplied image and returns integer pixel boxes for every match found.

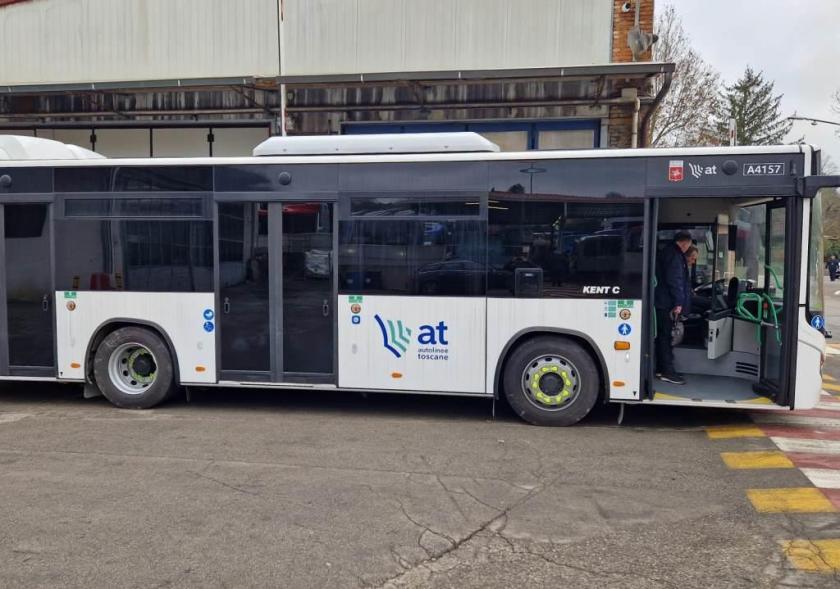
[0,135,105,161]
[253,132,500,157]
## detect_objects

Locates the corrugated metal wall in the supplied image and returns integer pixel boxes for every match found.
[283,0,613,75]
[0,0,280,86]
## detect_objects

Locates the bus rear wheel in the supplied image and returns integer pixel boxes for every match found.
[93,326,175,409]
[503,336,600,426]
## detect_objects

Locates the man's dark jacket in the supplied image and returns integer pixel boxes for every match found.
[655,243,691,312]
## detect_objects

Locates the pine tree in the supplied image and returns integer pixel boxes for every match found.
[715,67,792,145]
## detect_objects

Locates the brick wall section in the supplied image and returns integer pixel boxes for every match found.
[608,1,655,147]
[611,0,655,62]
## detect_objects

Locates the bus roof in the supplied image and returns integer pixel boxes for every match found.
[0,134,810,168]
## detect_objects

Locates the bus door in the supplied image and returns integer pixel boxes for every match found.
[0,203,56,376]
[729,199,798,406]
[757,200,795,405]
[218,201,334,383]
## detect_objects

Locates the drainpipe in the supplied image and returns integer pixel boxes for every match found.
[620,88,641,148]
[639,71,673,148]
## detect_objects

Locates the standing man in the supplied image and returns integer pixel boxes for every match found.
[827,255,839,282]
[655,232,693,385]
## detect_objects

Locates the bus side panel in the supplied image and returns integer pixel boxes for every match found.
[338,295,486,394]
[486,298,642,401]
[55,291,216,384]
[795,308,824,410]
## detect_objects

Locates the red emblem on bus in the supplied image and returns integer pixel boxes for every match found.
[668,160,684,182]
[668,160,685,182]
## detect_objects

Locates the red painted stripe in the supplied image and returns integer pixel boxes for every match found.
[788,452,840,470]
[759,425,840,441]
[787,408,840,419]
[824,489,840,510]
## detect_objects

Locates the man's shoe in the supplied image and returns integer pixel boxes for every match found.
[658,373,686,385]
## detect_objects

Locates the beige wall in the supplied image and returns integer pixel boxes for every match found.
[0,0,280,86]
[283,0,613,76]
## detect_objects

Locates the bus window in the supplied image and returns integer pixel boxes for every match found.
[54,219,214,292]
[339,219,485,296]
[487,198,644,298]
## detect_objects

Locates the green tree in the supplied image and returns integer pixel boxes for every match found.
[715,67,792,146]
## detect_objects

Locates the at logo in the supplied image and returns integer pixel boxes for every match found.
[375,315,412,358]
[374,314,449,359]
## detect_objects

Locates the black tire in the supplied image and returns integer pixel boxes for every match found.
[502,335,601,426]
[93,326,175,409]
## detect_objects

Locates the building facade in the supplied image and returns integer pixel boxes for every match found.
[0,0,671,156]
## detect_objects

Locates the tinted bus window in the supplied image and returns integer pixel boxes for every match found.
[350,195,480,217]
[339,220,486,296]
[488,198,644,298]
[54,219,213,292]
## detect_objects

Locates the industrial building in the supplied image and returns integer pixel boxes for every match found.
[0,0,672,156]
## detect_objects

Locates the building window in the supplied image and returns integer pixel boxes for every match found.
[343,120,600,151]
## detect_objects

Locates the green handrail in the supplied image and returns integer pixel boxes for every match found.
[765,264,782,291]
[735,291,782,344]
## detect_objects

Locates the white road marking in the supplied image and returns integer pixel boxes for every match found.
[0,413,30,425]
[800,468,840,489]
[752,414,840,428]
[771,437,840,455]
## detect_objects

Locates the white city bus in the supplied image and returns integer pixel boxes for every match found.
[0,133,835,425]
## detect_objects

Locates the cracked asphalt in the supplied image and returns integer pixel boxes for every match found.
[2,381,836,588]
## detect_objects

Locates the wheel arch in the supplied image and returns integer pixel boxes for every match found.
[85,319,181,385]
[493,328,609,401]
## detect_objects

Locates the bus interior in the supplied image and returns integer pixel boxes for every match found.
[653,196,793,407]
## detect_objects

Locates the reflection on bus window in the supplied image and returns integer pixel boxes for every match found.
[487,198,644,298]
[54,219,213,292]
[339,220,485,296]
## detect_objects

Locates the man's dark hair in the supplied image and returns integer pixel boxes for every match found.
[674,231,692,243]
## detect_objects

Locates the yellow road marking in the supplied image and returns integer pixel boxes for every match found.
[721,451,794,470]
[824,374,837,382]
[742,396,774,405]
[653,391,686,401]
[747,488,838,513]
[823,382,840,393]
[705,424,766,439]
[782,539,840,573]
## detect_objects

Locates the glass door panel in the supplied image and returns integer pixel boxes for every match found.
[760,203,787,396]
[282,202,334,376]
[4,204,55,372]
[218,202,271,377]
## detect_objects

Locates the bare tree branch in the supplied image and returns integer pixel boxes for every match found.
[648,5,721,147]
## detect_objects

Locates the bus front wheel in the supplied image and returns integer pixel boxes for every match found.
[93,326,176,409]
[503,336,600,426]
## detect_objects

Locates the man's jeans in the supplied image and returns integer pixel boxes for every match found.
[655,307,675,375]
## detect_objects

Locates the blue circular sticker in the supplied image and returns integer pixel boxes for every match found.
[203,308,215,321]
[203,321,215,333]
[618,323,632,336]
[810,315,825,330]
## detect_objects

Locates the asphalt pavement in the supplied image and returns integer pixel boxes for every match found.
[1,284,840,587]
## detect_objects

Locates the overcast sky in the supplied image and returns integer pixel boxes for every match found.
[665,0,840,169]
